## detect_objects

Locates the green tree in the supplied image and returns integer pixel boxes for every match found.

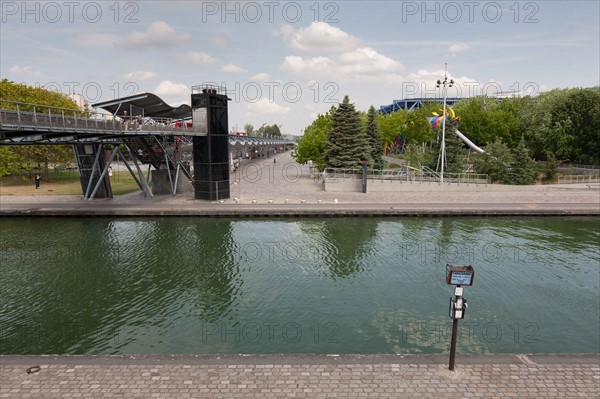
[472,139,513,183]
[438,120,466,174]
[376,109,405,154]
[427,116,467,174]
[325,96,370,169]
[510,137,538,185]
[452,96,520,147]
[255,123,281,137]
[520,89,574,162]
[550,88,600,164]
[366,106,384,170]
[293,107,335,170]
[542,150,559,181]
[404,105,437,145]
[244,123,254,135]
[0,79,79,178]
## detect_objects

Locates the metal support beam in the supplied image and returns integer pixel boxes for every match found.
[173,164,181,196]
[88,146,119,200]
[126,146,154,198]
[118,148,145,192]
[83,144,103,200]
[160,143,175,194]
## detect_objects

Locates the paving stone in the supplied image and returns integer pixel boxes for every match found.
[1,354,598,398]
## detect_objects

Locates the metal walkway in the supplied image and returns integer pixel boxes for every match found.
[0,100,294,147]
[0,100,295,200]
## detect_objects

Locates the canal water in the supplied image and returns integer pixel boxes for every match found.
[0,217,598,355]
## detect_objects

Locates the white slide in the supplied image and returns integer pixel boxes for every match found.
[455,130,485,153]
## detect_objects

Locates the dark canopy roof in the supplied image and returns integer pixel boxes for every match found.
[92,93,191,119]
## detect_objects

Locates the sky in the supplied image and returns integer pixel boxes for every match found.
[1,0,599,136]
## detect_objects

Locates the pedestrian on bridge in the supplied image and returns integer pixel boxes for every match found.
[122,110,131,130]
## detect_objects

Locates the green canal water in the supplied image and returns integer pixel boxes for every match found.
[0,217,598,355]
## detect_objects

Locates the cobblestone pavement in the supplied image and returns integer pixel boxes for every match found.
[1,354,598,398]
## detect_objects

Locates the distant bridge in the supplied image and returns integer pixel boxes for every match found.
[378,98,464,114]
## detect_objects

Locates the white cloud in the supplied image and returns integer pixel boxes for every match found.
[154,80,190,100]
[402,69,483,97]
[9,65,41,77]
[282,47,403,84]
[278,22,361,53]
[449,43,471,58]
[123,71,158,81]
[247,99,291,115]
[221,63,249,73]
[282,56,334,77]
[278,22,404,84]
[175,51,217,65]
[118,21,191,50]
[250,73,271,82]
[449,43,470,53]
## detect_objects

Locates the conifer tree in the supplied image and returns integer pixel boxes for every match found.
[443,120,467,174]
[325,95,371,169]
[366,106,384,170]
[510,137,538,184]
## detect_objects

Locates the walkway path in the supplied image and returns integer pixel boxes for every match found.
[1,151,598,216]
[1,354,598,398]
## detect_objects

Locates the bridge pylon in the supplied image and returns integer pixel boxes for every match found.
[191,85,230,201]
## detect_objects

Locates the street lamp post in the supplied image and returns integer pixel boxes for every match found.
[436,63,454,184]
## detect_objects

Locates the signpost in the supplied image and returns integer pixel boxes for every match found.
[446,264,475,370]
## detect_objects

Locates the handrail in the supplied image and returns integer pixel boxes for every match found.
[322,167,489,184]
[0,99,297,144]
[0,99,201,135]
[557,174,600,184]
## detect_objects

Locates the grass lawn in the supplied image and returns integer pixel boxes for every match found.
[0,170,141,196]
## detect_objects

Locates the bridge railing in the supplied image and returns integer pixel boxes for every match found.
[1,100,298,144]
[0,100,201,135]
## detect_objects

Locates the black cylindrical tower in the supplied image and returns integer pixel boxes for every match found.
[191,85,230,200]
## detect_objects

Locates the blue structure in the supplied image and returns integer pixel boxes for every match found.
[378,98,464,114]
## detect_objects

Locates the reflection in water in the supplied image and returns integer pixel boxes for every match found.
[299,219,378,279]
[0,217,598,355]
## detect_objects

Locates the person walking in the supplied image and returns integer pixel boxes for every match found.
[122,110,131,130]
[34,174,41,189]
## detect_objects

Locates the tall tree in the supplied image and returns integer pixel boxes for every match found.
[452,96,520,147]
[441,119,467,174]
[472,139,513,183]
[244,123,254,135]
[510,137,538,184]
[293,106,335,170]
[325,96,370,169]
[366,106,384,170]
[0,79,79,178]
[376,109,406,154]
[255,123,282,137]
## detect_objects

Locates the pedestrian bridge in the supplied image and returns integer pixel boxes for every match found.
[0,99,295,200]
[0,100,294,148]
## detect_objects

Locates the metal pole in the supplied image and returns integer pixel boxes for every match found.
[449,317,459,370]
[172,164,180,196]
[440,63,448,185]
